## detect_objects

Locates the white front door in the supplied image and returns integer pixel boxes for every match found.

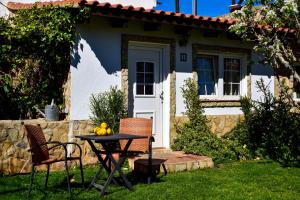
[128,47,163,147]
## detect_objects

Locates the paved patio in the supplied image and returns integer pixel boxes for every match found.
[128,149,214,173]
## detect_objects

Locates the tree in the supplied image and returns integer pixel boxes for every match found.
[230,0,300,81]
[0,6,90,119]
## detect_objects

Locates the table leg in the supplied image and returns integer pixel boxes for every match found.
[109,154,133,190]
[88,165,103,190]
[86,140,119,187]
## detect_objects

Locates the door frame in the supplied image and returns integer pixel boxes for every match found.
[128,41,170,148]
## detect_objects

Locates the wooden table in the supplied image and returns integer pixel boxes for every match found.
[75,134,147,196]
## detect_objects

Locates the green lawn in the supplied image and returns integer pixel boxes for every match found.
[0,160,299,200]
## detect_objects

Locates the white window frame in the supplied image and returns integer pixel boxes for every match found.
[135,61,156,97]
[196,52,247,100]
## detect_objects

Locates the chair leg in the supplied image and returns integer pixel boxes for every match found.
[28,165,36,197]
[79,159,85,189]
[64,160,72,197]
[45,164,50,188]
[162,164,167,176]
[147,159,152,184]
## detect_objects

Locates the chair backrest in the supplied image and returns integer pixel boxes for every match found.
[119,118,152,153]
[24,124,49,164]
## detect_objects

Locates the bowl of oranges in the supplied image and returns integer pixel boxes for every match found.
[93,122,112,136]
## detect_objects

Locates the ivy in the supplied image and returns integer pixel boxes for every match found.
[0,5,90,119]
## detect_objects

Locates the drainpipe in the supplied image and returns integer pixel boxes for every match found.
[192,0,197,15]
[175,0,180,13]
[68,120,74,157]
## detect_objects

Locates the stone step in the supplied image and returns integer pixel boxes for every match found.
[128,150,214,173]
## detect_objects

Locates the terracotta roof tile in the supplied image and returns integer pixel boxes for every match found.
[6,0,295,33]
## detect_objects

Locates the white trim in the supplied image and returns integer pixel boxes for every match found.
[128,41,170,149]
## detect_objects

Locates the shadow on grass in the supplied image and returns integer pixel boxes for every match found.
[126,171,166,185]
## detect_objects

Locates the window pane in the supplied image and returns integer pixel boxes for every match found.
[136,73,144,83]
[224,59,231,70]
[197,56,217,96]
[136,84,144,95]
[224,83,231,95]
[145,73,154,84]
[206,83,215,95]
[145,62,154,72]
[231,71,240,82]
[206,71,215,82]
[199,71,206,81]
[224,58,241,95]
[231,59,240,71]
[145,85,154,95]
[198,83,206,95]
[224,71,231,82]
[137,62,144,72]
[232,84,240,95]
[224,58,240,70]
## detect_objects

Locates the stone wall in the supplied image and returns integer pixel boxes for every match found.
[0,119,98,175]
[1,115,241,175]
[172,114,242,141]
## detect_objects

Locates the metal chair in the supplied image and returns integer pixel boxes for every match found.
[119,118,167,184]
[23,123,84,197]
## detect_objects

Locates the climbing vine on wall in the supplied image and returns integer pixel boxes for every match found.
[0,5,90,119]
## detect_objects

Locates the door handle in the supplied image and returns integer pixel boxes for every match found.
[159,91,164,102]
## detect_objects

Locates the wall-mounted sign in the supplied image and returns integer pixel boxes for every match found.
[180,53,187,62]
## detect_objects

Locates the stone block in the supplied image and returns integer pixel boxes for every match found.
[43,129,53,137]
[206,159,214,168]
[199,161,207,169]
[79,121,87,130]
[8,128,19,142]
[187,161,199,171]
[0,129,8,141]
[175,163,187,172]
[39,123,48,129]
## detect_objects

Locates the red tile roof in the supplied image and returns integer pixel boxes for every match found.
[6,0,296,33]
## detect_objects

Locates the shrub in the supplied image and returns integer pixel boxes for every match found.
[89,87,127,133]
[229,79,300,165]
[171,78,246,163]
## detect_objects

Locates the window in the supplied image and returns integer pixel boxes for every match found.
[136,62,154,95]
[196,56,218,95]
[196,54,245,99]
[224,58,241,96]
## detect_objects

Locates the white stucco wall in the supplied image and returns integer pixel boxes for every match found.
[0,0,9,17]
[251,53,274,101]
[70,16,275,120]
[70,17,176,120]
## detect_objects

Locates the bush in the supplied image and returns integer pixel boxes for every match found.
[171,78,247,163]
[89,87,127,133]
[229,79,300,165]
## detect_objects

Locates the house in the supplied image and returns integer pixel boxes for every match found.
[2,0,299,149]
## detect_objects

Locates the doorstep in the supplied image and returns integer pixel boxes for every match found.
[128,149,214,173]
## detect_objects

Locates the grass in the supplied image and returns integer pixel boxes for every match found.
[0,160,300,200]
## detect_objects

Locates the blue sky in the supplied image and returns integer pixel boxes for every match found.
[156,0,232,17]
